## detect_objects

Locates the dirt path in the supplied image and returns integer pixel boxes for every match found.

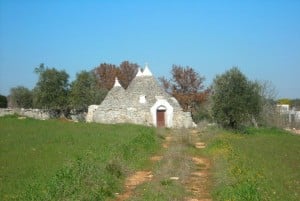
[184,129,212,201]
[115,135,171,201]
[115,129,212,201]
[163,136,173,148]
[115,171,153,201]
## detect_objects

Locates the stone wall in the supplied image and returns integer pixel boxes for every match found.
[0,108,14,117]
[0,108,50,120]
[90,69,196,128]
[86,105,99,122]
[173,111,196,128]
[93,106,153,126]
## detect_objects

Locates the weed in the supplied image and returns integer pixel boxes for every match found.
[205,127,300,201]
[0,116,160,201]
[105,160,124,178]
[160,179,173,186]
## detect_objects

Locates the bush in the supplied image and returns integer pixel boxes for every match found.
[10,86,33,108]
[0,94,7,108]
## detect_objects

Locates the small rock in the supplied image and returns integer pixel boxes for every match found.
[169,177,179,180]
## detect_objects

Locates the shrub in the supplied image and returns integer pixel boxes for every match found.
[0,94,7,108]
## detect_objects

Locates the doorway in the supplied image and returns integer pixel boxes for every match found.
[156,109,166,127]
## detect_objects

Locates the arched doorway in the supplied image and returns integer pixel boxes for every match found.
[151,99,173,128]
[156,106,166,127]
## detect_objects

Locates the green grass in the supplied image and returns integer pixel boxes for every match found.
[203,126,300,201]
[130,180,186,201]
[130,129,194,201]
[3,115,299,201]
[0,115,160,201]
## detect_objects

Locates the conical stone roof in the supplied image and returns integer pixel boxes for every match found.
[98,77,125,108]
[92,64,193,127]
[126,68,170,106]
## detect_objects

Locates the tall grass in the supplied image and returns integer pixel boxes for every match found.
[203,126,300,201]
[0,115,160,201]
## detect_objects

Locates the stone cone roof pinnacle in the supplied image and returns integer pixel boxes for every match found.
[136,68,143,77]
[143,64,152,76]
[113,77,122,87]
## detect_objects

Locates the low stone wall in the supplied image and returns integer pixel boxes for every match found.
[173,111,196,128]
[86,105,99,122]
[0,108,15,117]
[0,108,50,120]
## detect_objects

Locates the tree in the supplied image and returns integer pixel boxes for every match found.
[211,67,262,129]
[33,63,69,112]
[0,95,7,108]
[69,71,107,112]
[159,65,209,121]
[257,80,280,127]
[9,86,33,108]
[93,61,139,90]
[118,61,139,88]
[93,63,118,90]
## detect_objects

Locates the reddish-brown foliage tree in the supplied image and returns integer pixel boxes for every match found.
[158,76,171,93]
[118,61,139,88]
[159,65,210,113]
[93,63,118,90]
[93,61,139,90]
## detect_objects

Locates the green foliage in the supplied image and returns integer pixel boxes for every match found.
[204,127,300,201]
[211,67,262,129]
[192,101,212,123]
[33,63,69,111]
[277,98,291,105]
[69,71,107,112]
[0,94,7,108]
[0,116,159,200]
[9,86,33,108]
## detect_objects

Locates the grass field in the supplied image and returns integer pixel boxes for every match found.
[0,115,160,201]
[202,126,300,201]
[1,115,300,201]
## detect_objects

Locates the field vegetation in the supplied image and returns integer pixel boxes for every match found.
[1,115,300,201]
[0,115,160,201]
[202,126,300,201]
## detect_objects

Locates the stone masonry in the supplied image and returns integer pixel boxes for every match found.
[89,65,195,128]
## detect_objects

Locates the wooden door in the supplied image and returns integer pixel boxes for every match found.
[157,110,166,127]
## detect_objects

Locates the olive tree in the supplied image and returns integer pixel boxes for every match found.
[33,64,69,114]
[69,70,107,112]
[211,67,262,129]
[9,86,33,108]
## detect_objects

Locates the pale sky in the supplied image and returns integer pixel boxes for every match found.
[0,0,299,98]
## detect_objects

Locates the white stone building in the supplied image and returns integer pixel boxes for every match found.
[277,104,300,123]
[87,65,195,128]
